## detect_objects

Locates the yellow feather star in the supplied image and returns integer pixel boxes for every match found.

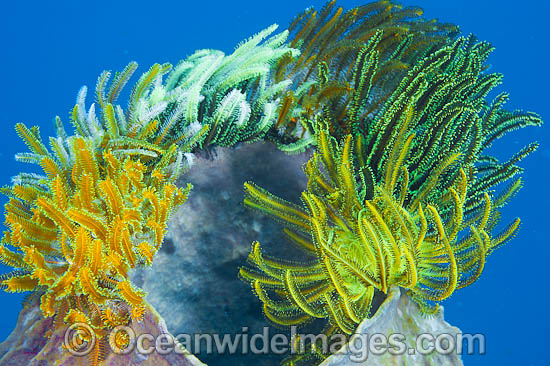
[0,132,190,348]
[240,122,521,364]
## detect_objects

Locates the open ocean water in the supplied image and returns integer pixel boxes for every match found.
[0,1,548,365]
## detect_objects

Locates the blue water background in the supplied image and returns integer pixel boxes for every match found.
[1,1,548,365]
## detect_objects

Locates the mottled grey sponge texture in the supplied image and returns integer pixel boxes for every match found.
[131,141,312,366]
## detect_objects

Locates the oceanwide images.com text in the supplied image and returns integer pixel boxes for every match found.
[65,323,486,361]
